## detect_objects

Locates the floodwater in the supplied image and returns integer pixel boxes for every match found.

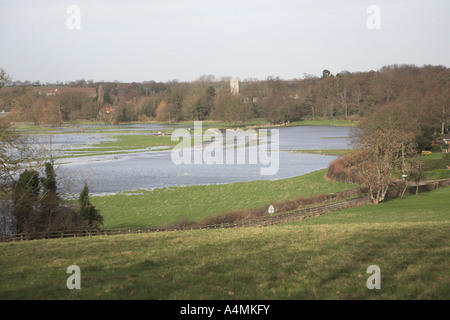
[35,124,353,195]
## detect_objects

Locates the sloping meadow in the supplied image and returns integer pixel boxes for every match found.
[1,187,449,300]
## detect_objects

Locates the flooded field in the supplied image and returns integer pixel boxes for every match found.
[30,124,353,195]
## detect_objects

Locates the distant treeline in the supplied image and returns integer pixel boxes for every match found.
[1,64,449,147]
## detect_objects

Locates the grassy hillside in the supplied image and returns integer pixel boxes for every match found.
[1,186,448,300]
[92,169,359,228]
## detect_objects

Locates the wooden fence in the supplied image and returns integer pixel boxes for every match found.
[1,196,368,242]
[2,178,449,243]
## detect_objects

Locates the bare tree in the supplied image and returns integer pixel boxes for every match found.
[428,79,450,135]
[0,68,9,89]
[345,129,418,204]
[407,157,426,196]
[213,91,247,127]
[333,76,349,117]
[0,118,36,189]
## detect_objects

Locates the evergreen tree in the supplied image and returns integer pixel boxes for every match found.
[40,162,59,231]
[42,162,57,194]
[103,91,113,105]
[206,85,216,98]
[79,183,103,229]
[12,169,40,234]
[11,164,86,235]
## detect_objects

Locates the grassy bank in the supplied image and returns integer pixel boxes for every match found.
[1,186,448,300]
[288,149,351,157]
[198,118,358,128]
[12,117,357,132]
[59,134,177,158]
[92,169,359,228]
[289,119,357,127]
[425,169,450,180]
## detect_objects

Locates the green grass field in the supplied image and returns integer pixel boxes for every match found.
[1,186,448,300]
[421,152,447,160]
[91,169,359,228]
[2,119,447,300]
[425,169,450,180]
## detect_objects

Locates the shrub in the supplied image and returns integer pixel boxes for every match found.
[431,144,441,153]
[423,158,450,171]
[173,189,363,227]
[325,156,360,183]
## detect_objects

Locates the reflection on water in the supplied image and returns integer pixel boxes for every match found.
[42,124,352,195]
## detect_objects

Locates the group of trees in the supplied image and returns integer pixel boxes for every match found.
[11,162,102,235]
[327,128,428,204]
[1,69,103,237]
[324,65,449,204]
[1,64,449,138]
[2,64,449,208]
[0,126,103,237]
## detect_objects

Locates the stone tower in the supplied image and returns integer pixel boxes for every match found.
[230,80,239,95]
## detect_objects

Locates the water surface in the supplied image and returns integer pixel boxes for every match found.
[47,124,352,195]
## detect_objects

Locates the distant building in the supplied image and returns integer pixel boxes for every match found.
[99,107,115,115]
[432,132,450,153]
[230,80,239,95]
[443,133,450,144]
[442,133,450,153]
[39,88,61,96]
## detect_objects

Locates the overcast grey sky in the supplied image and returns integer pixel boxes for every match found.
[0,0,449,83]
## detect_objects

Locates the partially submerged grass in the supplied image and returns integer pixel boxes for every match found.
[62,134,177,156]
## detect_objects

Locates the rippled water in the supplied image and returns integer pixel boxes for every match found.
[42,124,352,195]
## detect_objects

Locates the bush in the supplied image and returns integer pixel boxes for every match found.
[325,156,360,183]
[423,158,450,171]
[11,166,82,235]
[173,189,363,227]
[431,144,441,152]
[421,150,433,156]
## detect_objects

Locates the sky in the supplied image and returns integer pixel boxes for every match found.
[0,0,449,83]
